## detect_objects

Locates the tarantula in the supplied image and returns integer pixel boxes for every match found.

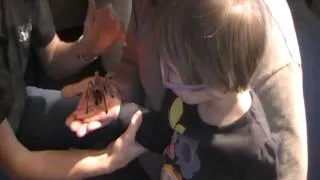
[84,72,120,114]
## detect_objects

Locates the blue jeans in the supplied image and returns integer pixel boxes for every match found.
[17,87,81,149]
[0,87,150,179]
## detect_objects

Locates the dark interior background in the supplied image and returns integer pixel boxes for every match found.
[289,1,320,180]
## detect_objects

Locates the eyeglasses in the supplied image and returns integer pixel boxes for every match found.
[160,58,206,91]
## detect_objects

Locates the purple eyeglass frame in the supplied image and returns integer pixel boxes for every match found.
[160,58,206,91]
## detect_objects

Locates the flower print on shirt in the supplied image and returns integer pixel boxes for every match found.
[164,132,178,159]
[175,135,201,179]
[169,98,186,134]
[161,164,183,180]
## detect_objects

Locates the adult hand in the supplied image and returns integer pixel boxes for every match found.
[62,74,122,138]
[81,0,126,57]
[103,111,147,173]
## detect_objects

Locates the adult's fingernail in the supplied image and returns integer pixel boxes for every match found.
[77,124,88,138]
[70,121,82,132]
[88,121,102,131]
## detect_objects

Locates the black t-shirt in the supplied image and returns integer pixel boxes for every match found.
[0,70,12,123]
[0,0,55,127]
[134,90,278,180]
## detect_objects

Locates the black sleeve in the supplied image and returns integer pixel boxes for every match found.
[31,0,55,48]
[136,110,173,154]
[119,102,173,154]
[0,70,13,123]
[0,37,13,123]
[118,90,176,154]
[245,137,279,180]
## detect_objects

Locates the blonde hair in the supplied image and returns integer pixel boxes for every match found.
[155,0,268,92]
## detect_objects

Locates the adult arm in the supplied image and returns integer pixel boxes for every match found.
[62,0,142,103]
[252,0,307,179]
[34,0,124,79]
[254,64,307,180]
[0,118,115,179]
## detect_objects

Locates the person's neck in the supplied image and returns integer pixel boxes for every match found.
[197,89,252,127]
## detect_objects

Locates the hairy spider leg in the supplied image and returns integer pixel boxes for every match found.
[86,81,95,114]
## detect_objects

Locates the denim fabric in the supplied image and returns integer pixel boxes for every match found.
[13,86,150,180]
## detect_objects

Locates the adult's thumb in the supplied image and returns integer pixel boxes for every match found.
[124,111,143,139]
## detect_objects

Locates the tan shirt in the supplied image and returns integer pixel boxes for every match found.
[114,0,307,179]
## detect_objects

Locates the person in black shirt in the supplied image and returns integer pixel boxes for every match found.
[72,0,279,179]
[0,0,125,130]
[0,0,141,179]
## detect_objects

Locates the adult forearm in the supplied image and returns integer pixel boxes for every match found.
[11,149,110,180]
[254,65,308,180]
[0,120,109,179]
[49,39,93,79]
[278,68,307,180]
